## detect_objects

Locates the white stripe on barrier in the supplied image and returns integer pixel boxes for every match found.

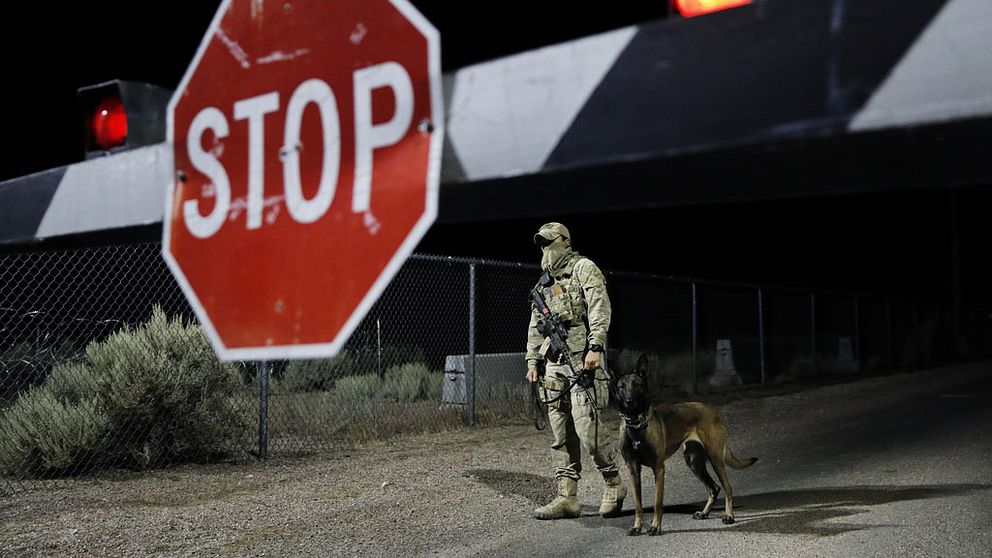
[849,0,992,131]
[35,143,170,239]
[446,26,638,181]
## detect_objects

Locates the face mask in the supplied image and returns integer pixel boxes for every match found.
[541,242,572,272]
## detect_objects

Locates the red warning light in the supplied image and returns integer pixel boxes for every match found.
[90,96,128,150]
[675,0,751,18]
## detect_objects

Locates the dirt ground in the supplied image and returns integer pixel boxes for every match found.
[1,417,564,557]
[0,368,978,557]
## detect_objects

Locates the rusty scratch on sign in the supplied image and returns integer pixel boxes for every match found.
[257,48,311,65]
[208,139,225,159]
[251,0,265,21]
[351,23,368,44]
[363,211,381,235]
[228,195,286,223]
[215,27,251,69]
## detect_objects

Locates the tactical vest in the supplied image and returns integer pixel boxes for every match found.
[540,257,590,350]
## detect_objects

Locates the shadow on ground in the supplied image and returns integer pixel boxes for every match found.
[467,466,991,537]
[583,483,991,537]
[467,468,554,505]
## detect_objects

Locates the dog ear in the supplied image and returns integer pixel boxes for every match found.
[635,353,649,377]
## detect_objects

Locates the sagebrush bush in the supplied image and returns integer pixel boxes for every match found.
[280,351,355,392]
[329,363,440,403]
[381,363,438,402]
[45,362,92,404]
[0,307,250,477]
[350,344,427,374]
[0,388,108,474]
[334,374,381,401]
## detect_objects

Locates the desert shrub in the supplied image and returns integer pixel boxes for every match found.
[334,374,382,401]
[45,362,93,404]
[280,351,355,392]
[0,307,250,477]
[475,375,526,406]
[267,390,353,444]
[0,388,108,474]
[380,345,427,368]
[328,362,440,403]
[381,363,438,402]
[350,344,427,375]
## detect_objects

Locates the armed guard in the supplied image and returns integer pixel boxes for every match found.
[525,222,626,519]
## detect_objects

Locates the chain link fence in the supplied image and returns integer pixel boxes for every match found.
[2,242,989,492]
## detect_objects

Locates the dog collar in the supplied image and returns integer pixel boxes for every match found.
[621,412,648,451]
[621,412,648,431]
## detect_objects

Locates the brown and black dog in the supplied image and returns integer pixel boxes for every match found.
[613,354,757,536]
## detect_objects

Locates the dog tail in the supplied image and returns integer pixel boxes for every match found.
[724,446,758,470]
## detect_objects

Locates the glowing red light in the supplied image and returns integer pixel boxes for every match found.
[91,96,128,150]
[675,0,751,18]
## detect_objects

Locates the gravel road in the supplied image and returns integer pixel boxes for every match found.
[2,361,990,557]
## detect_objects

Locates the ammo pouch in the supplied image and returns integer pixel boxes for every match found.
[542,275,580,328]
[542,375,569,411]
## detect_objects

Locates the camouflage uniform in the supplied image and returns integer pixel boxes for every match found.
[526,222,625,519]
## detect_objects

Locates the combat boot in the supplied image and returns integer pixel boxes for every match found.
[534,477,580,520]
[599,472,626,517]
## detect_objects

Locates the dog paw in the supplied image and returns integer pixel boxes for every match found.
[692,511,709,520]
[627,527,642,536]
[647,527,661,536]
[722,516,735,525]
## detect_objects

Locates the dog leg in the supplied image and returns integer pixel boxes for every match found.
[647,463,665,535]
[627,462,643,536]
[710,457,735,524]
[683,441,719,519]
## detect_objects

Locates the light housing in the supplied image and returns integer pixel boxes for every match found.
[77,80,173,158]
[674,0,752,18]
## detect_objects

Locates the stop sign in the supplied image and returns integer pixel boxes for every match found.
[163,0,443,361]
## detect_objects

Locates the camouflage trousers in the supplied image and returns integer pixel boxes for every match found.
[541,358,620,481]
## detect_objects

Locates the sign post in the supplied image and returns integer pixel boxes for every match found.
[163,0,443,362]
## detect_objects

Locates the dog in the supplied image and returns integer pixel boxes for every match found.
[612,353,757,536]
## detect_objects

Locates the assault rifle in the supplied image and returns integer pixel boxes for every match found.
[530,273,593,389]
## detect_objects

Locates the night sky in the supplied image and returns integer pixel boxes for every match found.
[1,2,988,309]
[0,1,664,182]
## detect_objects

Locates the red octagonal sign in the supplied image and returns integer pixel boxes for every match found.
[163,0,442,361]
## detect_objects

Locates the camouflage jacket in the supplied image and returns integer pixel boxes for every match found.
[525,256,611,371]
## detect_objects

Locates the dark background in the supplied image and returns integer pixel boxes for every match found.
[0,1,666,183]
[1,2,988,309]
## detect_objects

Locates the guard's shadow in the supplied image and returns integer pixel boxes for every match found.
[467,468,555,505]
[581,483,992,536]
[466,468,991,537]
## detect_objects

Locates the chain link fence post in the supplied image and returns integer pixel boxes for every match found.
[691,282,698,395]
[854,296,861,367]
[258,360,269,460]
[811,293,818,377]
[758,288,766,384]
[467,262,477,426]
